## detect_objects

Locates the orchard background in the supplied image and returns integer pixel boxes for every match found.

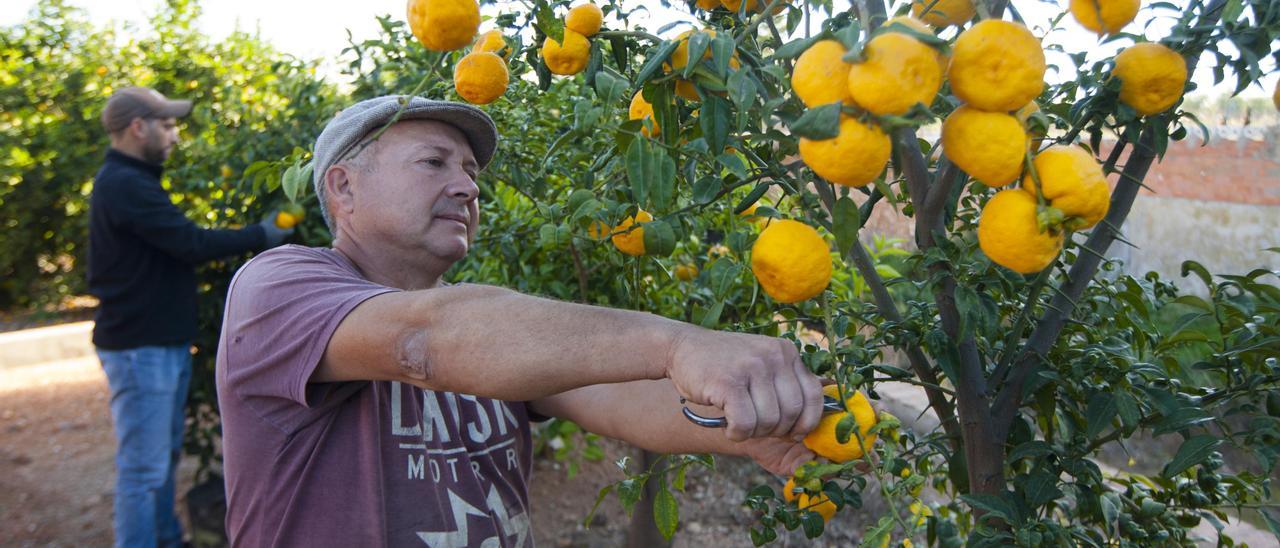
[2,0,1280,545]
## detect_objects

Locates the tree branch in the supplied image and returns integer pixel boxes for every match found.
[989,0,1230,440]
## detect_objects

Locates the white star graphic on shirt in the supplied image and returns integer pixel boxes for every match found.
[485,485,530,547]
[417,489,487,547]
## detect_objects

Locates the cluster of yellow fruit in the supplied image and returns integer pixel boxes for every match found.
[541,3,604,76]
[405,0,510,105]
[782,384,882,523]
[792,15,945,188]
[695,0,790,15]
[1067,0,1188,117]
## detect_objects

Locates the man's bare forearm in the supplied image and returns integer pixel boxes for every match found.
[318,283,685,400]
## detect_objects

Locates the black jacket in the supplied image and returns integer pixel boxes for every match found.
[88,149,266,350]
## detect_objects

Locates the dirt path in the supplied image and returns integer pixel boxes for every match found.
[0,357,871,547]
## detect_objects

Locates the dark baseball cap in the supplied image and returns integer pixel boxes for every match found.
[101,86,193,133]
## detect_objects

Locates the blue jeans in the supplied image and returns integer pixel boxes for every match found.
[97,344,192,548]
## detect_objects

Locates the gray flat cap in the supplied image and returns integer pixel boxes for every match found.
[312,95,499,190]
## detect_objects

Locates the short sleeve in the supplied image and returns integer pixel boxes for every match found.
[219,245,396,431]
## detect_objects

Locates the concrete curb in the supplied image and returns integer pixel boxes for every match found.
[0,321,95,370]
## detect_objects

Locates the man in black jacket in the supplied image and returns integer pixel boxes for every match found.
[88,86,290,548]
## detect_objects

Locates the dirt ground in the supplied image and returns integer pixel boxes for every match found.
[0,358,877,547]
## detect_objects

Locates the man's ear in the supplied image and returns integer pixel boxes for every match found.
[127,117,149,140]
[325,164,356,218]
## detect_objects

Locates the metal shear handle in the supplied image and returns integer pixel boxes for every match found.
[682,395,844,428]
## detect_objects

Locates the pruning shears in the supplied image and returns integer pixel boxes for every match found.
[682,395,845,428]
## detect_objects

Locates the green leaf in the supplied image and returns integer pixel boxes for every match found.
[642,219,676,257]
[960,494,1013,523]
[636,40,681,86]
[1021,472,1063,508]
[1152,408,1213,436]
[710,33,735,77]
[583,484,614,528]
[800,509,825,538]
[834,413,856,444]
[717,152,749,180]
[1181,260,1214,290]
[736,183,770,214]
[626,138,649,206]
[281,162,302,203]
[692,176,721,204]
[682,31,710,79]
[1162,435,1221,477]
[617,477,645,516]
[789,103,842,140]
[654,485,679,541]
[1101,492,1121,534]
[773,35,824,60]
[593,70,628,104]
[534,5,564,43]
[727,67,756,110]
[1114,391,1140,431]
[857,516,895,548]
[1007,440,1055,462]
[1260,510,1280,543]
[832,196,861,257]
[1085,392,1117,441]
[701,95,731,155]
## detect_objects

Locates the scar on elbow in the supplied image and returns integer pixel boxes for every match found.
[396,329,431,381]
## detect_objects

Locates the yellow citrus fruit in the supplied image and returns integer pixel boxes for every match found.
[1070,0,1140,35]
[750,219,832,303]
[941,105,1028,187]
[1274,79,1280,110]
[1113,42,1188,116]
[406,0,480,52]
[784,477,837,522]
[911,0,975,27]
[541,29,591,76]
[629,91,659,137]
[674,263,699,281]
[473,30,511,59]
[978,189,1063,274]
[566,3,604,37]
[587,219,610,240]
[696,0,722,9]
[274,211,299,229]
[803,385,878,463]
[721,0,757,12]
[949,20,1046,112]
[453,52,509,105]
[220,164,234,178]
[1022,145,1110,230]
[707,243,731,259]
[95,65,108,76]
[798,115,891,187]
[847,32,943,115]
[274,205,305,229]
[884,16,947,74]
[791,39,853,108]
[612,209,652,256]
[884,15,934,35]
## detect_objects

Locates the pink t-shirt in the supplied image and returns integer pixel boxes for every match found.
[216,245,536,547]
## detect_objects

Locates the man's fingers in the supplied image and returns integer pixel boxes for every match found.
[792,362,825,438]
[749,376,782,439]
[722,386,757,442]
[770,368,805,438]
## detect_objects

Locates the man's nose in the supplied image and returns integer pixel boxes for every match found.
[448,172,479,201]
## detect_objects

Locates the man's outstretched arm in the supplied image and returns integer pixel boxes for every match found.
[314,283,823,441]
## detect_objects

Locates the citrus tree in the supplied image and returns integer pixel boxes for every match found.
[250,0,1280,544]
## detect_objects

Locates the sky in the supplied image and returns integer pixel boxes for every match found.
[1,0,1274,98]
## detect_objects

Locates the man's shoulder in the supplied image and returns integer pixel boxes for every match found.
[234,245,351,283]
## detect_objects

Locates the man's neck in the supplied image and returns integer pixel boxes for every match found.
[109,142,154,166]
[332,238,446,291]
